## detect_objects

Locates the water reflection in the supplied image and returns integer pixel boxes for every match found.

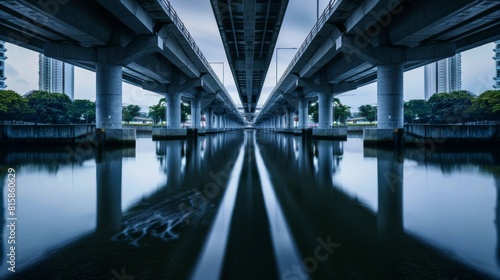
[1,132,499,279]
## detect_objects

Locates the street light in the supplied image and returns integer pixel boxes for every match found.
[209,61,225,85]
[275,47,297,84]
[317,0,319,21]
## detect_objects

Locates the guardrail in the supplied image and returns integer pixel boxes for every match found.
[161,0,241,118]
[277,0,339,86]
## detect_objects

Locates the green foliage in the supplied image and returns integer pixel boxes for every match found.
[469,90,500,120]
[26,90,72,124]
[0,90,31,120]
[334,98,351,124]
[307,98,350,124]
[181,101,190,123]
[358,104,377,123]
[148,98,166,125]
[122,104,141,123]
[404,99,431,123]
[69,99,95,123]
[309,102,318,123]
[428,91,475,123]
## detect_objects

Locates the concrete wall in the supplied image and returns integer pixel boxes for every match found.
[405,125,500,143]
[0,125,96,143]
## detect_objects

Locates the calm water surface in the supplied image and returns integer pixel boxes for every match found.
[1,130,499,279]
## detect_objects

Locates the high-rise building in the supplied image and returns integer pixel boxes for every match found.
[494,41,500,89]
[0,41,7,90]
[38,54,74,100]
[424,53,462,100]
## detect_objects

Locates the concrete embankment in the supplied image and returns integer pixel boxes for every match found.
[405,124,500,145]
[0,125,136,146]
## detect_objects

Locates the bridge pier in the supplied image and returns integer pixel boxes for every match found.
[364,63,404,146]
[153,92,186,140]
[95,64,135,145]
[286,108,294,129]
[298,98,308,129]
[318,92,334,129]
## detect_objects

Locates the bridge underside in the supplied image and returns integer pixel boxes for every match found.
[211,0,289,115]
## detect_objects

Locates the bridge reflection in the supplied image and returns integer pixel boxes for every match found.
[0,132,498,279]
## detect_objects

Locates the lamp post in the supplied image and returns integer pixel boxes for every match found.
[317,0,319,21]
[209,61,225,85]
[275,47,297,84]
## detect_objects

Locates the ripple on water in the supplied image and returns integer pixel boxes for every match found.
[112,190,213,247]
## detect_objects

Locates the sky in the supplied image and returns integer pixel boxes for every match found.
[2,0,498,113]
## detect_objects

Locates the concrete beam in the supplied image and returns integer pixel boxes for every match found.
[97,0,154,35]
[159,29,201,79]
[299,31,342,78]
[338,35,456,65]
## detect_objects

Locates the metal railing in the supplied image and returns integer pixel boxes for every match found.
[161,0,239,114]
[277,0,339,86]
[256,0,339,123]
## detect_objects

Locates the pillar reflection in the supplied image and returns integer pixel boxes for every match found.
[96,148,125,234]
[376,148,404,238]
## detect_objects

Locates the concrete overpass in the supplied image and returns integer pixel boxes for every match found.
[211,0,289,116]
[0,0,244,141]
[253,0,500,141]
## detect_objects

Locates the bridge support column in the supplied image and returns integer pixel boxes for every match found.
[96,64,122,129]
[318,92,334,129]
[287,109,294,129]
[364,63,404,146]
[166,92,182,128]
[377,63,403,129]
[206,109,214,129]
[191,98,201,129]
[298,98,309,129]
[95,64,136,145]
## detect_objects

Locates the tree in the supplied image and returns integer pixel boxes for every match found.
[309,102,319,123]
[469,90,500,120]
[148,98,166,125]
[358,104,377,123]
[68,99,95,123]
[428,91,476,124]
[181,101,190,123]
[122,104,141,123]
[0,90,31,120]
[334,98,351,124]
[26,90,72,124]
[404,99,431,123]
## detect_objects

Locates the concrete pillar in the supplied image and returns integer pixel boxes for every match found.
[279,115,284,129]
[318,92,334,129]
[166,92,182,128]
[206,109,214,129]
[287,109,294,129]
[377,63,404,129]
[298,98,309,129]
[96,64,122,129]
[191,98,201,129]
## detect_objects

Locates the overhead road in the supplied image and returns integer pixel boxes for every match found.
[254,0,500,138]
[0,0,244,131]
[211,0,289,117]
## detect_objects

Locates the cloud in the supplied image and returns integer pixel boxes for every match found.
[15,78,30,85]
[5,64,19,77]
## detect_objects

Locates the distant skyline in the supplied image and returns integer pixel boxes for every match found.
[424,54,462,100]
[2,0,498,112]
[38,54,75,100]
